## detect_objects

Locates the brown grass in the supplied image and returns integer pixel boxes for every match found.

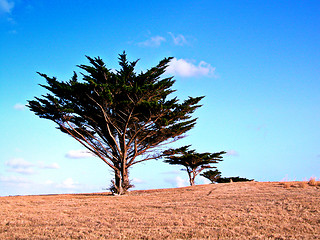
[308,177,318,186]
[282,182,292,188]
[298,181,308,189]
[0,182,319,239]
[280,179,320,189]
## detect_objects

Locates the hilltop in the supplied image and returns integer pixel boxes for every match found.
[0,182,319,239]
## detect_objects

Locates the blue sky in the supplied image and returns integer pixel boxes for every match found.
[1,0,319,196]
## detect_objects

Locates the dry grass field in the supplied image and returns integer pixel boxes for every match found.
[0,181,319,239]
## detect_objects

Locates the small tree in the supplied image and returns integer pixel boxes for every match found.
[28,52,204,195]
[164,145,225,186]
[216,176,254,183]
[200,169,222,183]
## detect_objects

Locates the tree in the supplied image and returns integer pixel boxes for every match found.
[200,169,222,183]
[216,176,254,183]
[163,145,225,186]
[28,52,204,195]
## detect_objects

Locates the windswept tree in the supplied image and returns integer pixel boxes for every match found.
[28,52,204,195]
[216,176,254,183]
[164,145,225,186]
[200,169,222,183]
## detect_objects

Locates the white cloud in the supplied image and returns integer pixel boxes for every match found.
[226,150,239,157]
[57,178,78,189]
[6,158,34,168]
[168,32,188,46]
[8,167,35,175]
[138,36,166,47]
[167,175,210,187]
[44,180,54,185]
[0,175,31,184]
[38,162,60,169]
[199,176,211,184]
[5,158,60,175]
[161,170,181,175]
[13,103,26,110]
[0,0,14,14]
[65,150,94,159]
[175,176,188,187]
[166,58,216,77]
[132,177,145,184]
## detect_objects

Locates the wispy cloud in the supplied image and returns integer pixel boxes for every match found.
[138,36,166,47]
[226,150,239,157]
[199,176,211,184]
[166,58,216,78]
[161,170,181,175]
[44,180,54,185]
[165,175,188,187]
[175,176,188,187]
[168,32,188,46]
[0,175,90,196]
[0,175,31,184]
[137,33,190,47]
[0,0,14,14]
[13,103,26,111]
[5,158,35,174]
[132,177,145,184]
[65,150,94,159]
[5,158,60,175]
[38,162,60,169]
[8,167,35,175]
[57,178,78,189]
[6,158,33,168]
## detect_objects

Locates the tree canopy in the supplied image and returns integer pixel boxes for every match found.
[28,52,204,194]
[216,176,254,183]
[200,169,222,183]
[163,145,225,186]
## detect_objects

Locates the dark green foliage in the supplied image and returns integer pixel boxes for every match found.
[200,169,222,183]
[164,145,225,186]
[216,176,254,183]
[28,52,204,195]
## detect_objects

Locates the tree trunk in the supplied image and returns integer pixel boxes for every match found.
[113,169,124,195]
[190,177,195,186]
[187,170,195,186]
[122,168,130,190]
[112,167,130,195]
[189,171,196,186]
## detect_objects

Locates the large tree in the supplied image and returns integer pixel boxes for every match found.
[28,52,204,194]
[164,145,225,186]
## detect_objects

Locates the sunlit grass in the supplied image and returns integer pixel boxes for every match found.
[0,182,319,239]
[308,177,318,186]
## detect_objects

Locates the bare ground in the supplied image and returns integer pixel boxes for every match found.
[0,181,319,239]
